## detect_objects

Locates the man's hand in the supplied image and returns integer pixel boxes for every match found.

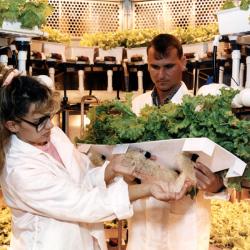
[150,180,193,201]
[195,162,224,193]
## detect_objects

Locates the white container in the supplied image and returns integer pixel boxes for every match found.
[1,20,39,32]
[65,46,95,64]
[2,21,21,30]
[217,7,250,35]
[98,47,124,64]
[43,41,66,62]
[126,47,147,63]
[182,42,208,58]
[0,21,44,37]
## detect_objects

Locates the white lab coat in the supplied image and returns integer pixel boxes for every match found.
[0,126,133,250]
[132,82,189,116]
[128,82,211,250]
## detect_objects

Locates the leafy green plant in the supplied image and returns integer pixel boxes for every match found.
[221,0,250,10]
[240,0,250,10]
[221,0,236,10]
[80,100,145,144]
[41,26,71,44]
[77,88,250,187]
[0,0,53,29]
[80,29,161,50]
[80,24,218,50]
[171,24,218,44]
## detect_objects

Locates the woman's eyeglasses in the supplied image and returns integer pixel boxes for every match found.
[17,114,53,132]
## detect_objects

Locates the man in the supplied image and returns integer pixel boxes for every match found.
[128,34,225,250]
[132,33,188,115]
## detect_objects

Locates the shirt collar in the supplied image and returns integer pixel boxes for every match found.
[151,82,182,106]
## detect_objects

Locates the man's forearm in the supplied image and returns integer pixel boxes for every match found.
[128,184,151,201]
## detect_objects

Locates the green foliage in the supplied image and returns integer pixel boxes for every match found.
[0,0,23,25]
[80,24,218,50]
[19,0,53,29]
[221,0,236,10]
[78,88,250,161]
[221,0,250,11]
[77,88,250,184]
[41,26,71,44]
[240,0,250,10]
[171,24,219,44]
[80,28,161,50]
[78,100,144,144]
[0,0,53,29]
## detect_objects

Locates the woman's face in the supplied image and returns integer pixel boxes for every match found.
[14,103,54,145]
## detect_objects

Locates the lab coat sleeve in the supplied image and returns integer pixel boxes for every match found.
[86,160,109,188]
[75,147,108,189]
[5,162,133,223]
[132,91,152,116]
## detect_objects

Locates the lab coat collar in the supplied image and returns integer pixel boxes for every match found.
[9,127,74,166]
[150,81,189,106]
[10,134,43,155]
[151,82,182,106]
[171,81,189,104]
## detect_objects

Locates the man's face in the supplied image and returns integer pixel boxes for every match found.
[147,46,186,92]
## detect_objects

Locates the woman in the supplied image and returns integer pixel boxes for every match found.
[0,74,190,250]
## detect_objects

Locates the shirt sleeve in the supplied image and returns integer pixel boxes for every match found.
[75,147,108,189]
[203,190,230,200]
[203,171,230,200]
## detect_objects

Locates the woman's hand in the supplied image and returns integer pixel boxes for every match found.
[108,154,134,174]
[195,162,224,193]
[105,154,138,184]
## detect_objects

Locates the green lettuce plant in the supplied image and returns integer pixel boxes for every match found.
[0,0,53,29]
[240,0,250,10]
[80,24,218,50]
[77,89,250,189]
[221,0,250,10]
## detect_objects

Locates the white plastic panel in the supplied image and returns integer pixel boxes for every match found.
[132,0,225,30]
[46,0,225,38]
[47,0,123,37]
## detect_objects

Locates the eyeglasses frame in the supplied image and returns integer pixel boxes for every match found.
[17,114,52,132]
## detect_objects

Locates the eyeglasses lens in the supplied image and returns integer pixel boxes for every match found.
[37,117,51,132]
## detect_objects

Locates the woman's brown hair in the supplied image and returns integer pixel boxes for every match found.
[0,75,60,172]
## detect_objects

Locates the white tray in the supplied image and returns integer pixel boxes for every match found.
[77,137,247,177]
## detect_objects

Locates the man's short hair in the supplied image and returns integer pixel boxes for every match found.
[147,34,183,59]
